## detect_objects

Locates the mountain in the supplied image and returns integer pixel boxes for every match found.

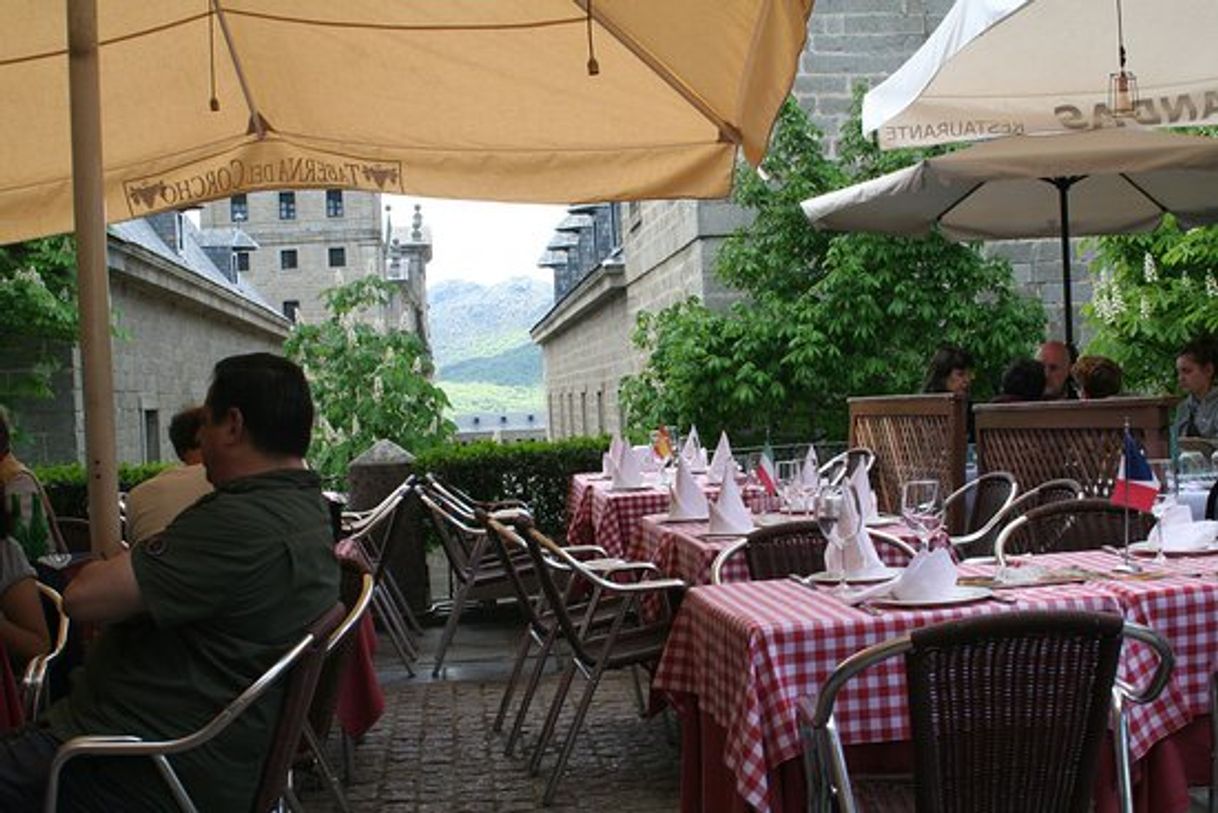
[428,276,552,415]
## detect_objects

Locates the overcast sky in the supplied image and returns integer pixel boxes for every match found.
[386,196,566,287]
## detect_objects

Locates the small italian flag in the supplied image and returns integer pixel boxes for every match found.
[754,452,778,496]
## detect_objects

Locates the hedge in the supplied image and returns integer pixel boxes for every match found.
[35,462,175,518]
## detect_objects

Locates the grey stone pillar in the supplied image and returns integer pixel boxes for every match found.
[346,439,429,614]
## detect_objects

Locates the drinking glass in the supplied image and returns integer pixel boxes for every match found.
[817,484,863,590]
[901,479,943,551]
[1178,451,1208,486]
[776,459,804,513]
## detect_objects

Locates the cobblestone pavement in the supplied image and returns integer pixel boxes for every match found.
[298,608,681,812]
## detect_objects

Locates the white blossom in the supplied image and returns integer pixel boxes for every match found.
[1139,295,1152,321]
[1142,253,1158,284]
[1207,272,1218,298]
[333,268,346,286]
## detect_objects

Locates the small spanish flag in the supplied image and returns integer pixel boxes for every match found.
[653,426,673,461]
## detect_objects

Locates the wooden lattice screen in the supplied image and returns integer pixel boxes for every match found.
[974,397,1177,498]
[848,394,968,519]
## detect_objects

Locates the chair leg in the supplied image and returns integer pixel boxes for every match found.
[373,591,416,677]
[507,630,560,757]
[376,586,420,661]
[542,662,609,806]
[382,571,424,638]
[431,580,472,678]
[303,722,351,813]
[630,664,647,716]
[342,731,354,785]
[528,659,578,776]
[495,628,534,733]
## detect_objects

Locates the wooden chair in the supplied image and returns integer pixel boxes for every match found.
[44,603,345,813]
[798,611,1173,813]
[995,498,1155,565]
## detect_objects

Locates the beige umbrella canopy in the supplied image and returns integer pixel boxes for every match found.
[863,0,1218,150]
[800,128,1218,347]
[2,1,813,550]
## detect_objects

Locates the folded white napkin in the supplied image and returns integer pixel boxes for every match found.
[633,444,660,473]
[825,493,885,576]
[601,452,614,476]
[800,445,820,490]
[706,431,734,485]
[667,459,710,520]
[1152,511,1218,551]
[849,464,881,523]
[611,446,645,489]
[609,433,626,466]
[708,474,752,534]
[846,548,955,604]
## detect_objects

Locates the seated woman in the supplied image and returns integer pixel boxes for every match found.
[0,496,50,670]
[1072,355,1123,400]
[990,358,1044,403]
[922,345,974,396]
[0,409,64,560]
[1174,337,1218,439]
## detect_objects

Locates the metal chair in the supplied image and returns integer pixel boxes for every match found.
[710,522,915,585]
[942,471,1018,558]
[995,497,1156,565]
[514,520,684,805]
[798,610,1174,813]
[44,602,346,813]
[297,558,375,813]
[21,582,69,721]
[820,447,876,487]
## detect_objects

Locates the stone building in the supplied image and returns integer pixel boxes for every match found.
[534,0,1086,440]
[198,191,429,345]
[6,212,289,465]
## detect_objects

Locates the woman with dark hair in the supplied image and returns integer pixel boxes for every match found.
[991,358,1045,403]
[0,493,50,669]
[922,345,975,396]
[1175,337,1218,438]
[1073,355,1123,400]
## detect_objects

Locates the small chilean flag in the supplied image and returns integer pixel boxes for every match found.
[1111,431,1159,512]
[754,452,778,496]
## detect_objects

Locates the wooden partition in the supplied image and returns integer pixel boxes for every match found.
[973,397,1177,497]
[848,394,968,518]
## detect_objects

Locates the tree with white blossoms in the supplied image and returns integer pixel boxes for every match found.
[284,275,454,479]
[0,236,78,403]
[1086,213,1218,393]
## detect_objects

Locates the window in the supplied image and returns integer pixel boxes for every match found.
[328,246,346,268]
[234,250,250,273]
[230,194,248,222]
[282,300,300,322]
[143,410,160,463]
[326,189,344,218]
[278,191,296,220]
[280,249,298,270]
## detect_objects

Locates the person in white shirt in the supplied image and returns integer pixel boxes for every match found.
[125,407,214,544]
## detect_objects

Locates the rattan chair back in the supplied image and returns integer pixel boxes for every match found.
[995,497,1155,561]
[742,521,829,581]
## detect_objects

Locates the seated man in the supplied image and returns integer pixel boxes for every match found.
[125,406,213,545]
[0,353,339,812]
[1036,340,1079,400]
[0,409,65,560]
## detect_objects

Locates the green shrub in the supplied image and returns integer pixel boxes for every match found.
[34,461,174,518]
[413,436,607,537]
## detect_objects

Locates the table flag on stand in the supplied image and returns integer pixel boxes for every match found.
[754,452,778,496]
[1111,430,1158,513]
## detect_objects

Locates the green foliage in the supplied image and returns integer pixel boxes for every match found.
[0,236,78,400]
[621,92,1044,441]
[35,461,173,518]
[413,436,606,537]
[284,276,455,479]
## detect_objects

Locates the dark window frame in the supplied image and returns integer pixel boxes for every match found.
[326,189,344,218]
[278,191,297,220]
[280,248,298,270]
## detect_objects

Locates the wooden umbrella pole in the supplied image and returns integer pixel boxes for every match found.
[67,0,121,554]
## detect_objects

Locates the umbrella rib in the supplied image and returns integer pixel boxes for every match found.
[936,181,986,225]
[211,0,268,140]
[570,0,742,149]
[1118,173,1171,215]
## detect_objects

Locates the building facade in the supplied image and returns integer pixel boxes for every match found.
[534,0,1086,440]
[7,213,290,465]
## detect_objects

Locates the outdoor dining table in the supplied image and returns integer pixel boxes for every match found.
[652,548,1218,813]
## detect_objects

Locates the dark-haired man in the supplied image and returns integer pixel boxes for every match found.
[0,353,339,811]
[124,406,213,544]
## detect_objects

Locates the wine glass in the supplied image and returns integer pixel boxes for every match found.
[817,484,863,590]
[777,459,801,513]
[901,479,942,551]
[1178,451,1208,487]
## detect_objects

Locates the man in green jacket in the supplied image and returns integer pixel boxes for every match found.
[0,352,340,811]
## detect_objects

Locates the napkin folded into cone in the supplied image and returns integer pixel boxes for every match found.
[680,428,708,471]
[845,548,955,604]
[799,444,820,490]
[667,459,709,520]
[603,434,627,476]
[706,431,735,485]
[849,464,881,523]
[1150,508,1218,552]
[708,474,752,535]
[610,446,645,489]
[824,486,885,577]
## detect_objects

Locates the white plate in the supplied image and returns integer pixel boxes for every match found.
[607,484,655,492]
[871,586,993,608]
[659,515,709,523]
[1128,540,1218,557]
[809,566,902,585]
[864,513,902,527]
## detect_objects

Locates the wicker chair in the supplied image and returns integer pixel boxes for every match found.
[709,522,915,584]
[995,498,1155,565]
[44,603,346,813]
[943,472,1018,558]
[514,521,684,805]
[820,447,876,488]
[798,611,1174,813]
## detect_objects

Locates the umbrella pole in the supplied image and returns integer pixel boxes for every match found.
[1054,177,1075,350]
[67,0,121,554]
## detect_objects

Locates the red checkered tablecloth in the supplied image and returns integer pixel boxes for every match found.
[653,548,1218,813]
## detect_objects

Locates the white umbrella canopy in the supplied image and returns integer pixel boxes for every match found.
[863,0,1218,150]
[1,0,815,551]
[800,128,1218,346]
[1,0,814,245]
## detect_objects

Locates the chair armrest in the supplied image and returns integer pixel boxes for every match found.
[1115,622,1174,705]
[564,545,611,558]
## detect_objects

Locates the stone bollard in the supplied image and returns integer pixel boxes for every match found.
[346,439,429,615]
